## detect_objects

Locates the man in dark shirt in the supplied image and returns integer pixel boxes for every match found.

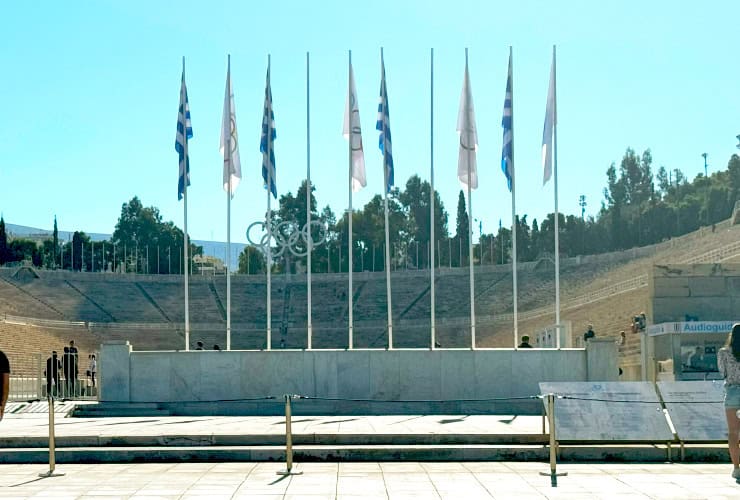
[518,336,533,348]
[1,350,10,421]
[584,324,596,343]
[68,340,79,396]
[46,351,61,397]
[62,347,73,396]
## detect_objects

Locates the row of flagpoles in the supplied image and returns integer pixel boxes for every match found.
[174,46,561,352]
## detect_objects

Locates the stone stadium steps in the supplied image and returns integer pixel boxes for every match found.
[133,282,171,321]
[0,321,99,377]
[1,215,737,354]
[0,414,726,463]
[91,326,184,351]
[21,279,108,322]
[512,286,648,353]
[0,275,64,319]
[4,443,722,463]
[63,280,116,321]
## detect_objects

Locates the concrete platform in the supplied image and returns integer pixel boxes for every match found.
[1,462,739,499]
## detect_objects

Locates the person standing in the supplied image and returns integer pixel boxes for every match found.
[583,324,596,343]
[61,347,72,397]
[717,323,740,480]
[45,351,61,397]
[0,349,9,421]
[87,354,97,389]
[518,336,533,348]
[69,340,79,396]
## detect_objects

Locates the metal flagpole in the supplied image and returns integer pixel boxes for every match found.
[348,50,354,349]
[509,46,519,348]
[226,54,233,351]
[552,45,561,349]
[266,54,273,351]
[381,48,393,349]
[430,47,436,349]
[304,51,313,349]
[182,57,191,351]
[465,48,476,349]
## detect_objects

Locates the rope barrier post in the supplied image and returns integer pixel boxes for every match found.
[541,403,546,435]
[539,393,566,486]
[39,395,64,478]
[277,394,303,477]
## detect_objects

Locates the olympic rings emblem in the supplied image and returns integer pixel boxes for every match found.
[246,219,329,259]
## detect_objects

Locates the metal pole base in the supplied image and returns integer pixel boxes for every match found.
[539,471,567,487]
[39,471,65,478]
[276,469,303,476]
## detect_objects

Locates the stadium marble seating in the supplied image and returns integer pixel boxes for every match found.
[1,220,737,368]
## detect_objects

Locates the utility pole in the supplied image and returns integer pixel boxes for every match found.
[701,153,708,177]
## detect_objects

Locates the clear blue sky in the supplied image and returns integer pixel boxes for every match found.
[1,0,739,244]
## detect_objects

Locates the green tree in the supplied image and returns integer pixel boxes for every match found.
[273,180,321,273]
[0,216,7,265]
[353,191,406,271]
[112,197,200,274]
[52,216,59,269]
[494,225,511,265]
[454,190,469,266]
[9,239,41,266]
[656,166,670,196]
[237,245,266,274]
[398,175,449,268]
[71,231,90,271]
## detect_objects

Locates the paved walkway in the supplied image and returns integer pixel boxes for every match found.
[0,462,739,499]
[0,411,543,441]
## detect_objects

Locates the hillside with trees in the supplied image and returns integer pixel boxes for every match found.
[1,150,738,274]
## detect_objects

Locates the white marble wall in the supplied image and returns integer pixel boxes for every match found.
[99,341,132,402]
[102,346,603,403]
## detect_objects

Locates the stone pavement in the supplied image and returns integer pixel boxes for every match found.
[0,461,739,499]
[0,411,542,441]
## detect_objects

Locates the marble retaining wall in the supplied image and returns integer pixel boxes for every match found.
[100,340,617,413]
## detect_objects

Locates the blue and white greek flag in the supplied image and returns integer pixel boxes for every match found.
[376,59,394,194]
[175,70,193,201]
[260,66,277,199]
[501,53,513,192]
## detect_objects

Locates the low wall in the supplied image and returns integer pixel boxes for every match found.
[650,263,740,323]
[100,340,617,414]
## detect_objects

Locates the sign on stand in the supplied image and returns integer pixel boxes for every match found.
[539,382,673,442]
[657,381,726,442]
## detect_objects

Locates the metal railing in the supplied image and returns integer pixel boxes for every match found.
[7,352,98,401]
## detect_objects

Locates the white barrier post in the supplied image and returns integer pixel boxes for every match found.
[39,395,65,478]
[539,393,566,486]
[277,395,303,476]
